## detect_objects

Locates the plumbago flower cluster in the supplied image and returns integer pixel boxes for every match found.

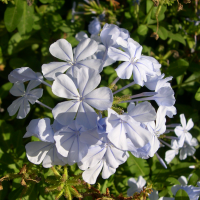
[7,24,198,186]
[127,175,200,199]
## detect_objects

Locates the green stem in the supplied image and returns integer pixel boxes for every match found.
[51,166,61,177]
[143,4,154,24]
[172,77,200,89]
[163,51,173,60]
[63,165,68,181]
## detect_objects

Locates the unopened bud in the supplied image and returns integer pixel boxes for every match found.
[21,178,26,186]
[0,182,3,190]
[150,32,159,40]
[183,0,191,3]
[153,0,159,6]
[19,164,27,175]
[177,3,183,11]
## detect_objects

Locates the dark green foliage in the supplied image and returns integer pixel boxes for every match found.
[0,0,200,199]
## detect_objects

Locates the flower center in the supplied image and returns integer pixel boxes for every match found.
[66,60,74,65]
[131,57,137,64]
[183,129,187,133]
[79,96,84,102]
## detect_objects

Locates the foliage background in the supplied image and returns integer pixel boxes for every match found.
[0,0,200,199]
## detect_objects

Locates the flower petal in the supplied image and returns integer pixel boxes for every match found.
[17,98,30,119]
[7,97,24,116]
[84,87,113,110]
[124,118,152,149]
[137,176,146,188]
[54,129,75,157]
[77,59,103,73]
[107,123,128,150]
[52,74,79,99]
[78,145,106,170]
[101,160,116,179]
[26,80,41,92]
[186,118,194,131]
[180,114,187,129]
[179,148,187,160]
[42,145,65,168]
[52,101,80,126]
[10,82,25,96]
[82,160,103,184]
[76,67,101,97]
[42,62,71,81]
[127,102,156,122]
[24,118,54,143]
[67,136,88,165]
[27,88,43,104]
[76,102,98,129]
[108,47,130,61]
[178,176,188,186]
[80,128,101,146]
[8,67,41,83]
[25,141,53,164]
[165,150,176,164]
[75,31,88,42]
[49,39,73,62]
[115,62,133,79]
[75,38,98,62]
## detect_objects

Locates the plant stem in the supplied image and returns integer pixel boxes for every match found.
[172,76,200,89]
[113,81,135,95]
[143,4,154,24]
[51,166,61,177]
[35,100,52,111]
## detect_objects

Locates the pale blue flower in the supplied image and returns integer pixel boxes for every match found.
[175,114,194,147]
[79,135,129,184]
[25,118,67,168]
[127,176,146,196]
[52,67,113,129]
[149,190,174,200]
[42,38,102,80]
[7,81,43,119]
[8,67,43,84]
[54,121,100,165]
[171,176,200,200]
[88,18,101,35]
[105,108,152,151]
[165,140,179,164]
[179,138,198,160]
[107,38,160,86]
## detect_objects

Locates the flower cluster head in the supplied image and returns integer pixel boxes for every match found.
[128,175,200,200]
[7,23,197,185]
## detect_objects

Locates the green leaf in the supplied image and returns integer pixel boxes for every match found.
[137,25,148,36]
[4,0,24,32]
[148,25,168,40]
[7,32,42,55]
[166,177,181,186]
[9,58,27,69]
[195,87,200,101]
[166,59,189,78]
[182,72,200,87]
[125,12,131,19]
[168,32,186,45]
[103,66,115,75]
[17,2,34,39]
[151,5,167,21]
[0,82,12,100]
[126,153,150,177]
[66,36,79,47]
[188,173,199,185]
[175,189,190,200]
[40,0,54,3]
